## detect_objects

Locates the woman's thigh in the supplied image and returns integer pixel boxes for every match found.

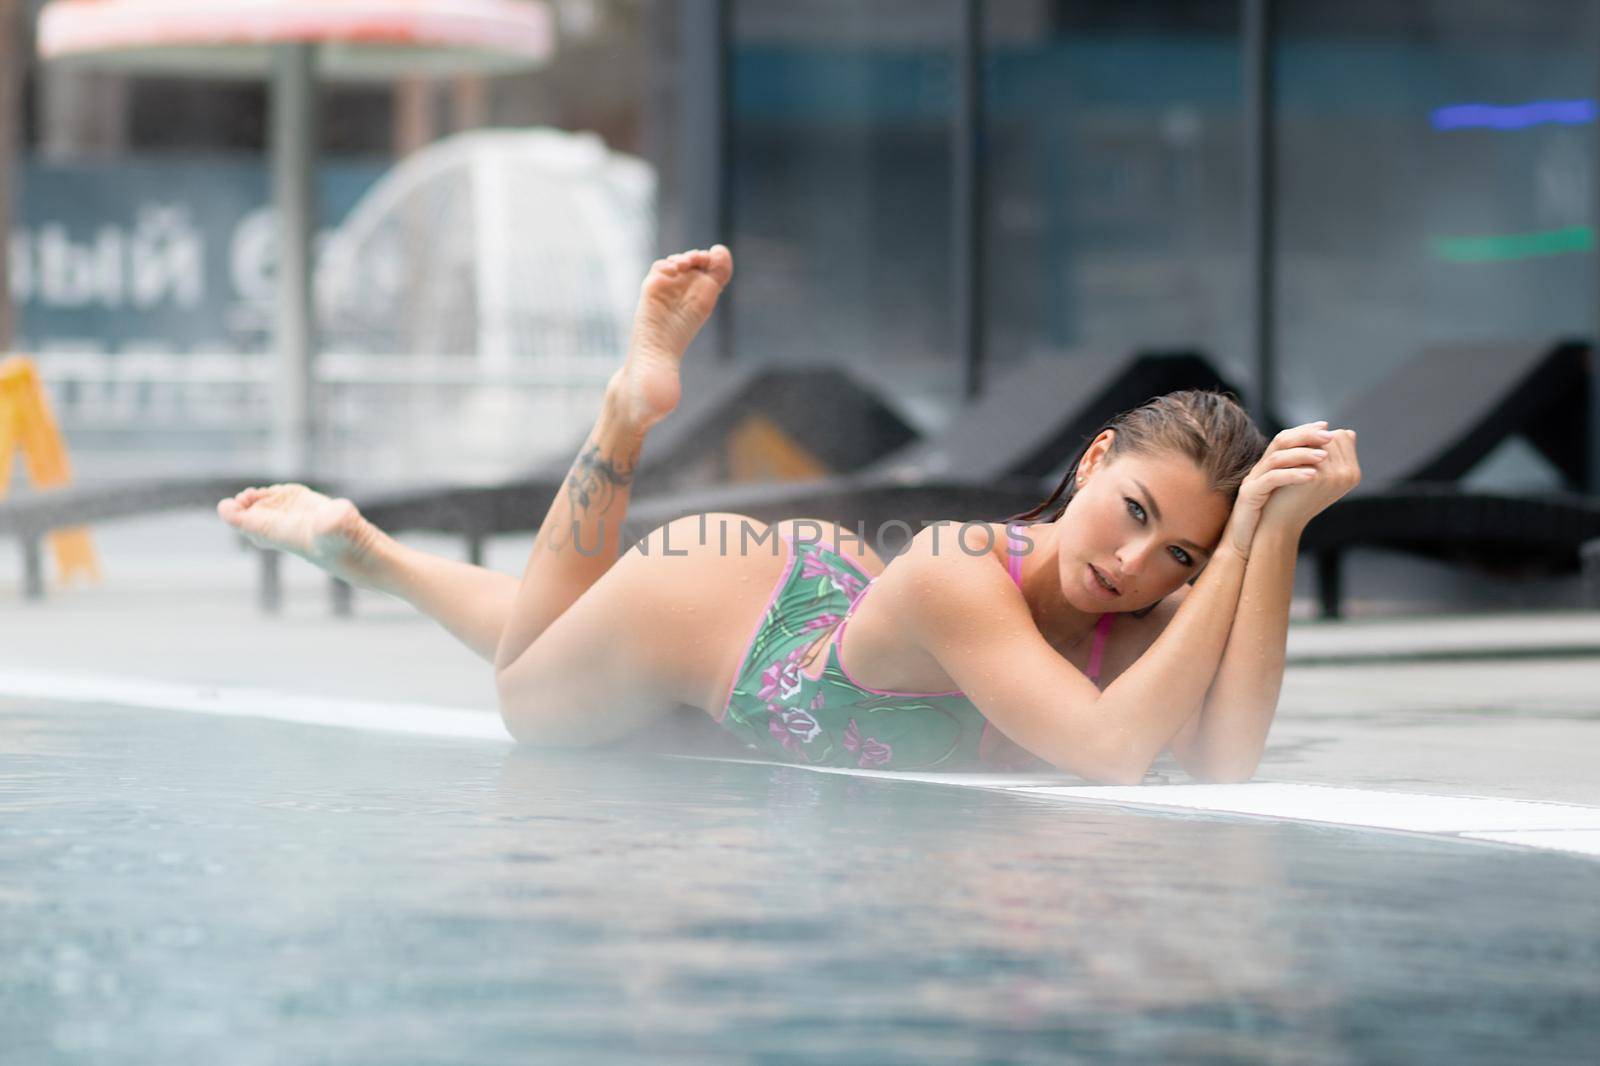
[621,513,885,704]
[496,513,799,745]
[687,515,885,716]
[496,512,889,746]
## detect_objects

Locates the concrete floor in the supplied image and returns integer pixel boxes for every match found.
[4,510,1599,807]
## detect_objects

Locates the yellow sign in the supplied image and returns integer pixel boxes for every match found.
[0,357,99,587]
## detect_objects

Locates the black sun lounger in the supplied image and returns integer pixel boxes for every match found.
[1582,538,1600,608]
[337,349,1239,608]
[357,360,921,531]
[1303,484,1600,616]
[645,360,920,490]
[1303,339,1595,616]
[350,349,1235,559]
[864,348,1242,482]
[1335,338,1588,487]
[616,348,1244,558]
[345,361,917,551]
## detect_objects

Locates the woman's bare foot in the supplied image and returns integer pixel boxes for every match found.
[216,484,391,591]
[609,244,734,433]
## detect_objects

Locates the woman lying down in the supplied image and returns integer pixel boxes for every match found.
[219,246,1361,783]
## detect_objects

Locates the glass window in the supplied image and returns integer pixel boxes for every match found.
[1276,0,1597,423]
[729,1,961,428]
[983,1,1245,388]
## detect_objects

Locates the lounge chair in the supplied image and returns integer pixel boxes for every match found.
[1300,339,1595,616]
[337,348,1242,607]
[864,348,1239,482]
[340,362,916,547]
[1333,339,1587,486]
[620,348,1244,557]
[335,345,1234,578]
[1583,538,1600,608]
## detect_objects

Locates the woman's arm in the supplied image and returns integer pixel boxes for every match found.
[1185,428,1362,782]
[902,528,1247,784]
[1181,523,1298,782]
[902,423,1336,783]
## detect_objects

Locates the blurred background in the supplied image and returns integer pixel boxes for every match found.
[2,0,1598,610]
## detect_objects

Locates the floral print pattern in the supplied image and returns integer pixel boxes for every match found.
[843,718,894,768]
[757,646,809,703]
[766,692,826,760]
[724,537,978,771]
[800,550,866,600]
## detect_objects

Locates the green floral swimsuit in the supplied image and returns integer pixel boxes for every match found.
[717,528,1114,771]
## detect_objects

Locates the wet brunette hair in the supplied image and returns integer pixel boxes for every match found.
[1007,388,1269,527]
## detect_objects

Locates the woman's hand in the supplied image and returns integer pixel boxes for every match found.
[1258,426,1361,533]
[1223,421,1344,558]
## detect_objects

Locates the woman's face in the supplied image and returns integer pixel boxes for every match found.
[1055,433,1232,614]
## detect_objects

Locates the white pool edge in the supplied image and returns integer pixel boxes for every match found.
[5,666,1597,861]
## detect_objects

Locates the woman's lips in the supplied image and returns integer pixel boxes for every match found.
[1086,562,1119,601]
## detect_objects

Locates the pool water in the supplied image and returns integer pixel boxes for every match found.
[3,697,1597,1064]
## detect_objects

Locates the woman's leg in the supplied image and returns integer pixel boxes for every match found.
[217,483,518,662]
[489,249,737,744]
[491,246,732,675]
[218,245,733,674]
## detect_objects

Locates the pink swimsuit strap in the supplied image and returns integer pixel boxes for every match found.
[1005,522,1026,589]
[1008,523,1114,684]
[1085,611,1115,684]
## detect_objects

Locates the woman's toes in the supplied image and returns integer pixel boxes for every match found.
[705,244,734,285]
[654,248,729,279]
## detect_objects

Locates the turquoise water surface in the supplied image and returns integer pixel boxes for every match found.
[2,698,1597,1064]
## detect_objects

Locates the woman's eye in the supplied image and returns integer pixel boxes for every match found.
[1126,497,1190,565]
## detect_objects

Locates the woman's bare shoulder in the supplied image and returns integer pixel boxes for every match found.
[884,521,1015,573]
[884,523,1121,779]
[875,523,1019,616]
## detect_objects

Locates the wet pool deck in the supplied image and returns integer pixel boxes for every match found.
[5,511,1599,841]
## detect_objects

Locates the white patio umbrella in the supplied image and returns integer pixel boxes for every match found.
[35,0,555,474]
